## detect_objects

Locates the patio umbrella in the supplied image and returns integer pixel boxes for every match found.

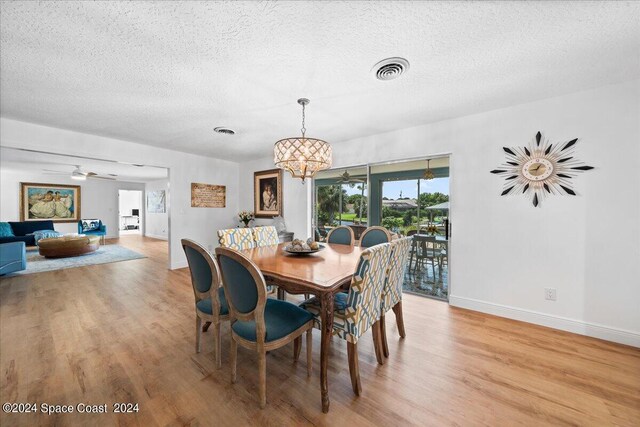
[422,201,450,223]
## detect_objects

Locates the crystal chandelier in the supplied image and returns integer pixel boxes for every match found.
[274,98,332,182]
[423,159,434,180]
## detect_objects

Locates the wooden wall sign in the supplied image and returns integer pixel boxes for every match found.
[191,183,226,208]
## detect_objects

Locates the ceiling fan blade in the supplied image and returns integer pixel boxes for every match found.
[87,175,116,180]
[86,171,98,176]
[42,169,69,174]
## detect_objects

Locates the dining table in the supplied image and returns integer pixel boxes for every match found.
[239,242,364,413]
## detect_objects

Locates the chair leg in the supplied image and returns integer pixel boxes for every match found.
[230,337,237,384]
[258,351,267,409]
[347,341,362,396]
[306,329,312,377]
[214,321,222,369]
[293,336,302,361]
[195,316,202,353]
[277,288,285,300]
[371,320,385,365]
[202,321,211,332]
[380,313,389,358]
[392,301,406,338]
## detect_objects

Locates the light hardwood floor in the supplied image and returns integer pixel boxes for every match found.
[1,236,638,426]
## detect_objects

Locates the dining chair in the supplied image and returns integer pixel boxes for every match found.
[252,226,280,247]
[215,247,314,409]
[359,226,391,248]
[181,239,229,368]
[411,235,440,278]
[218,227,278,296]
[217,227,256,251]
[379,237,412,359]
[300,243,391,395]
[326,225,355,246]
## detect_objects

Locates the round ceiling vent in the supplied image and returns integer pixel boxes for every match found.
[371,57,410,81]
[213,127,235,135]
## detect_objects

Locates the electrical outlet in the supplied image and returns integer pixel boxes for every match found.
[545,288,557,301]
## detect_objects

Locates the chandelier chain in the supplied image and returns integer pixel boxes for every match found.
[300,102,306,137]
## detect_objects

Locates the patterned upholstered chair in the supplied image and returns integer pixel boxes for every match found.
[217,228,256,251]
[216,247,314,409]
[379,237,412,359]
[326,225,355,246]
[181,239,229,368]
[301,243,391,395]
[252,226,279,247]
[359,226,391,248]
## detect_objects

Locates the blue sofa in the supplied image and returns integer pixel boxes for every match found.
[0,242,27,275]
[0,220,55,246]
[78,220,107,243]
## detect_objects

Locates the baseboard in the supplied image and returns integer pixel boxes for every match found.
[144,233,168,241]
[449,295,640,348]
[170,260,188,270]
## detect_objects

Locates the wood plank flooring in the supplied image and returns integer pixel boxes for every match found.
[1,236,638,426]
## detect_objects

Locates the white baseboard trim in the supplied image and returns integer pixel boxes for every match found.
[170,260,188,270]
[144,233,168,241]
[449,295,640,348]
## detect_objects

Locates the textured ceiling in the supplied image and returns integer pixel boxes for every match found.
[1,1,639,162]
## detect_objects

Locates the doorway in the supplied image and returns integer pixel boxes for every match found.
[118,190,143,236]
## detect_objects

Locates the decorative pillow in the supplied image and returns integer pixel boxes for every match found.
[0,222,14,237]
[33,230,62,245]
[81,219,101,232]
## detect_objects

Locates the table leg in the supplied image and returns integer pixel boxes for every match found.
[319,291,334,413]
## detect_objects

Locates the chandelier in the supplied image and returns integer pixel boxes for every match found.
[423,159,435,180]
[274,98,332,182]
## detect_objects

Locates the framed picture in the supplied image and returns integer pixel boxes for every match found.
[147,190,166,213]
[254,169,283,218]
[190,183,226,208]
[20,182,81,223]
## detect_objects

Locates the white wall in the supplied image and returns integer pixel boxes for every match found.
[0,118,240,269]
[145,179,169,240]
[0,168,144,238]
[238,158,312,240]
[237,79,640,346]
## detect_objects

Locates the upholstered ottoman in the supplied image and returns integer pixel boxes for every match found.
[38,235,100,258]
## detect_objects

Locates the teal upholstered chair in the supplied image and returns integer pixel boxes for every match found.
[326,226,355,246]
[182,239,229,368]
[301,242,391,395]
[359,226,391,248]
[78,219,107,244]
[380,237,412,359]
[215,247,314,409]
[0,242,26,275]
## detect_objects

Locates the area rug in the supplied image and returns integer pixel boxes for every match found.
[8,245,146,276]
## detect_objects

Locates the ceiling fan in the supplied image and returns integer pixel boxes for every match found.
[42,165,117,181]
[336,170,365,184]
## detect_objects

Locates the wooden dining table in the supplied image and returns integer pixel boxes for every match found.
[240,242,364,413]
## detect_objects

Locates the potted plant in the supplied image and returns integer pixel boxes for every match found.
[238,210,254,228]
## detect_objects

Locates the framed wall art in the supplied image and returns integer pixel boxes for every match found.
[20,182,81,223]
[254,169,283,218]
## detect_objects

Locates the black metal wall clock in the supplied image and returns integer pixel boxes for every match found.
[490,132,594,207]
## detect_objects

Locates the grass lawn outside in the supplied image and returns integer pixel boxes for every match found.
[338,213,368,223]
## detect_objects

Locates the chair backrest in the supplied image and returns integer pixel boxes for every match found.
[423,236,439,257]
[327,226,355,246]
[382,237,412,312]
[252,226,279,247]
[359,226,391,248]
[181,239,223,318]
[217,228,256,251]
[215,247,268,339]
[340,242,392,343]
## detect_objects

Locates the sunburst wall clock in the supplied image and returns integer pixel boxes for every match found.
[490,131,594,207]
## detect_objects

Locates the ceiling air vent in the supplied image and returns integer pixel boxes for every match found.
[214,127,235,135]
[371,57,410,81]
